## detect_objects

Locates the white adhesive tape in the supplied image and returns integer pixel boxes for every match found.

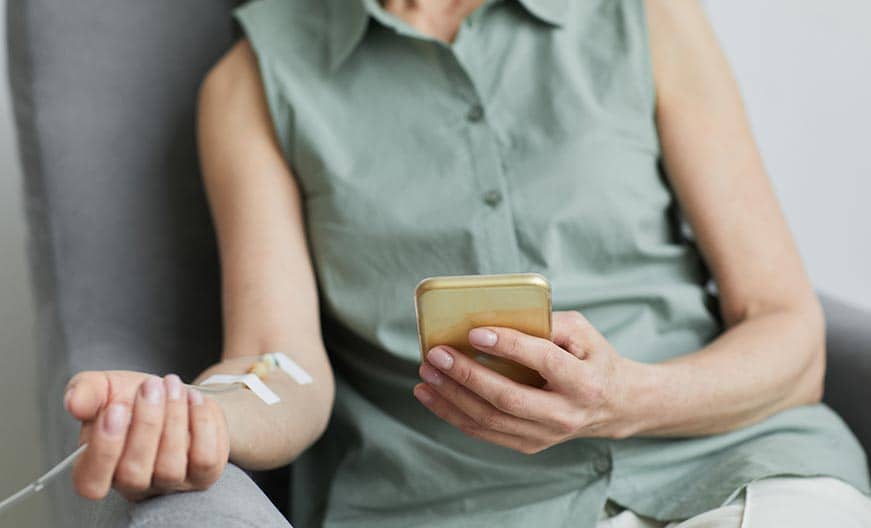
[201,373,280,405]
[270,352,313,385]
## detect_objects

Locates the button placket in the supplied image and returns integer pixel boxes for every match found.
[434,35,518,272]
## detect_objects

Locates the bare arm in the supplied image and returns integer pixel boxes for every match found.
[64,38,333,501]
[626,0,825,436]
[195,38,335,468]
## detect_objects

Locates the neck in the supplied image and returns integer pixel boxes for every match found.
[381,0,487,43]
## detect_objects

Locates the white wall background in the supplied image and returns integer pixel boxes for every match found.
[0,1,868,526]
[704,0,871,310]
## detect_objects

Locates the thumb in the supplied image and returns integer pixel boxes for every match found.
[63,371,110,422]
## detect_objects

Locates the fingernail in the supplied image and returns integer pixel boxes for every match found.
[142,376,164,405]
[420,364,443,386]
[165,374,183,401]
[63,387,75,412]
[188,388,204,406]
[414,385,434,405]
[427,347,454,370]
[103,404,129,436]
[469,328,497,347]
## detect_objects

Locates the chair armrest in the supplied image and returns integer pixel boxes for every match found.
[820,293,871,456]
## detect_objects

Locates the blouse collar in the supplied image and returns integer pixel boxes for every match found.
[327,0,566,71]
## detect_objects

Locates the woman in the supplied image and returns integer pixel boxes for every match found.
[62,0,871,526]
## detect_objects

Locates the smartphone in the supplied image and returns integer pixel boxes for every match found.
[414,272,552,387]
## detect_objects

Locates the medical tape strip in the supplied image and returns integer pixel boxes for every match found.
[270,352,314,385]
[200,374,280,405]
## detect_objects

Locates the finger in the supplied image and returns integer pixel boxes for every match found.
[64,371,110,422]
[152,374,189,491]
[114,376,166,499]
[72,402,131,500]
[413,384,546,455]
[424,345,572,427]
[467,326,579,386]
[187,389,224,489]
[419,362,556,438]
[550,311,596,357]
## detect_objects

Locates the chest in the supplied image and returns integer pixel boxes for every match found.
[274,1,674,291]
[296,10,660,220]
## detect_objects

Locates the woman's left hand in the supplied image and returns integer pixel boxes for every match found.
[414,310,647,454]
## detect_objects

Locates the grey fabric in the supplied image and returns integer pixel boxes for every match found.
[89,464,291,528]
[821,294,871,468]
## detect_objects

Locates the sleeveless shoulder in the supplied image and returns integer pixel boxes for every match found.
[231,0,331,161]
[624,0,658,115]
[232,0,377,93]
[566,0,658,129]
[232,0,328,61]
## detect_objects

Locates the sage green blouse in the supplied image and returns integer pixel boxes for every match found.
[232,0,870,526]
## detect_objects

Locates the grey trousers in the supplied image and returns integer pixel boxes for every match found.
[81,464,292,527]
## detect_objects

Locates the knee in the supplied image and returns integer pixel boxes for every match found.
[124,464,290,528]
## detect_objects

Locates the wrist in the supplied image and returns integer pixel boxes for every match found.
[608,357,664,439]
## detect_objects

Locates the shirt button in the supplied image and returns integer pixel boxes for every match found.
[482,189,502,207]
[466,103,485,123]
[593,454,612,475]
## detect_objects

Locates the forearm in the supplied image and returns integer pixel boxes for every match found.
[192,347,335,470]
[622,298,825,437]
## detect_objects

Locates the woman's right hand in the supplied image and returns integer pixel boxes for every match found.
[63,371,230,501]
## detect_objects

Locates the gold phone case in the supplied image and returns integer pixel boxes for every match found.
[414,272,552,387]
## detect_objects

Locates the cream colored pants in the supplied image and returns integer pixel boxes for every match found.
[596,477,871,528]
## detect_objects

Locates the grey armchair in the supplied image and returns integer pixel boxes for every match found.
[7,0,870,526]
